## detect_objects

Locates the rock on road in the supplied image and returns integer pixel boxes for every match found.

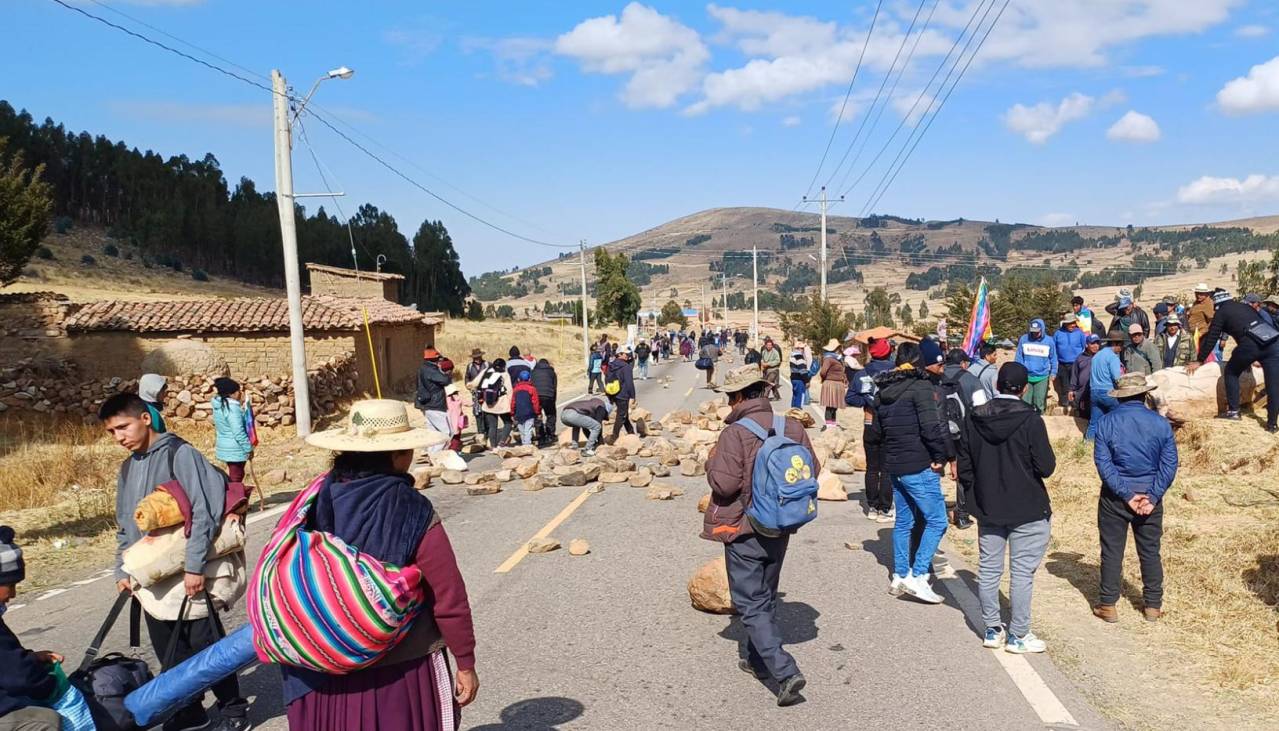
[5,353,1110,730]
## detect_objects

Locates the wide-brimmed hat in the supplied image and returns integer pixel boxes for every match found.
[1108,373,1157,399]
[470,348,485,358]
[1193,283,1211,294]
[823,338,840,351]
[306,399,448,452]
[715,364,767,394]
[1104,329,1127,343]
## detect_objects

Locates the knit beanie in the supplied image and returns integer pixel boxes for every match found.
[917,338,944,368]
[0,526,24,586]
[869,338,892,359]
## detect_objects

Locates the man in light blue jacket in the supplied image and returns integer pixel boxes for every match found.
[1087,330,1125,440]
[1052,314,1087,414]
[1014,319,1057,414]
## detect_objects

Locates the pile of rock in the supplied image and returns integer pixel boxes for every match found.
[0,355,358,423]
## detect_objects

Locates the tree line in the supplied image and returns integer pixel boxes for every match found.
[0,101,470,315]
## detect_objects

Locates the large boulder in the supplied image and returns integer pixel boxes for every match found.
[688,557,735,614]
[1150,362,1265,423]
[140,340,229,377]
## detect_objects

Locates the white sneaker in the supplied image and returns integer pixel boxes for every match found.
[1005,632,1047,654]
[903,574,944,604]
[866,508,880,521]
[876,510,895,524]
[889,572,910,596]
[982,626,1007,649]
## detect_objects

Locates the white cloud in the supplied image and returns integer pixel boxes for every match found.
[1106,111,1162,143]
[892,91,933,126]
[1003,92,1094,144]
[826,98,862,124]
[1176,174,1279,204]
[384,27,443,65]
[1235,24,1270,38]
[1217,55,1279,115]
[554,3,708,109]
[462,37,554,87]
[782,115,801,127]
[1039,213,1076,227]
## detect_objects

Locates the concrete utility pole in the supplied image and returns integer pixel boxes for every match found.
[579,240,590,385]
[272,69,312,436]
[802,185,844,302]
[752,245,759,344]
[700,283,706,328]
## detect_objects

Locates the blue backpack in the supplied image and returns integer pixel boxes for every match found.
[737,415,819,532]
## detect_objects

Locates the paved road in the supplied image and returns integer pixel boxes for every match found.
[6,353,1110,730]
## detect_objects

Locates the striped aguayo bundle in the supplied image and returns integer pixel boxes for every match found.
[246,474,425,673]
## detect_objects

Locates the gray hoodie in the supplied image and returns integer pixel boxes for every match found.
[114,432,226,580]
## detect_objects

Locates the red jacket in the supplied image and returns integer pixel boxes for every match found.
[510,381,541,420]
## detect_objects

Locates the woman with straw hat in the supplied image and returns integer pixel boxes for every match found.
[281,399,478,730]
[817,338,847,429]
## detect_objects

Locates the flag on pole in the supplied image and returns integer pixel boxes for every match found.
[243,393,259,447]
[962,277,993,357]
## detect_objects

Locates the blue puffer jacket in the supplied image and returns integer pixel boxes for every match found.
[212,397,252,463]
[1052,326,1087,365]
[1093,401,1178,502]
[1015,319,1058,378]
[845,357,895,408]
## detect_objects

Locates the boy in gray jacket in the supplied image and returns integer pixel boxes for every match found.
[99,393,249,731]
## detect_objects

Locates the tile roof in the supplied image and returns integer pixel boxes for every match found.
[65,296,441,334]
[305,262,404,282]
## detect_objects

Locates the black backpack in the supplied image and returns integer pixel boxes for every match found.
[481,372,506,407]
[939,373,972,438]
[69,594,154,731]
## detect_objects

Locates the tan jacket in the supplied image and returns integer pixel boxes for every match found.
[1187,299,1215,337]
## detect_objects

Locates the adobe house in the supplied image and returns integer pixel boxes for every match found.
[306,263,403,302]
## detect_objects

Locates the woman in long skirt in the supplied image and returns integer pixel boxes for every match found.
[818,339,848,429]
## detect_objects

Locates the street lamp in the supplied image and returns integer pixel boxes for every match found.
[295,66,356,122]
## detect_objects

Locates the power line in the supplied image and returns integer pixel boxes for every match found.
[795,0,883,207]
[47,0,579,250]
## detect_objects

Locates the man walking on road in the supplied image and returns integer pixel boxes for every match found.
[958,362,1057,654]
[760,336,782,400]
[1092,374,1178,623]
[703,364,818,707]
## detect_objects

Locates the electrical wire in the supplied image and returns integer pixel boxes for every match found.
[294,116,369,271]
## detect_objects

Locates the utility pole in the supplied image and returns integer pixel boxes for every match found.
[272,69,312,437]
[752,245,759,344]
[579,240,590,387]
[802,185,843,302]
[700,283,706,330]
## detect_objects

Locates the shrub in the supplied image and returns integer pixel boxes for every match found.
[35,246,54,260]
[81,254,96,266]
[102,242,120,257]
[54,216,73,234]
[191,269,209,282]
[123,250,134,261]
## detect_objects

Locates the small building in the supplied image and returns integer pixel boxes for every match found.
[306,263,403,302]
[62,295,441,393]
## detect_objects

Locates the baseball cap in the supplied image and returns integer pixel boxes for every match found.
[1128,323,1144,335]
[1086,334,1101,344]
[996,362,1029,394]
[1243,293,1262,305]
[918,338,944,367]
[1028,321,1043,333]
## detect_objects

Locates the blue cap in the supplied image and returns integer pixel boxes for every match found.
[1117,296,1133,309]
[1086,334,1101,344]
[918,338,944,367]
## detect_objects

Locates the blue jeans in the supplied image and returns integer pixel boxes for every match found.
[892,469,948,578]
[790,378,807,408]
[638,360,649,379]
[1087,393,1118,440]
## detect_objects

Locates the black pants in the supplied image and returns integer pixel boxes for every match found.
[1097,492,1164,609]
[539,396,557,439]
[1055,365,1074,414]
[863,440,893,512]
[481,412,513,448]
[1224,339,1279,428]
[705,366,715,385]
[145,611,246,720]
[724,534,799,682]
[588,372,603,394]
[610,397,633,439]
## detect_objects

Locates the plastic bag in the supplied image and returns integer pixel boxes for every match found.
[50,668,98,731]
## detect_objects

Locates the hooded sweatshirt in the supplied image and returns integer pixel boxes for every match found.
[1014,319,1058,379]
[1052,325,1087,365]
[957,396,1056,526]
[871,368,951,475]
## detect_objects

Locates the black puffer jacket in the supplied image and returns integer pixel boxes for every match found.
[957,396,1056,526]
[531,359,558,399]
[871,368,951,475]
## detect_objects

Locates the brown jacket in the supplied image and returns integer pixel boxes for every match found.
[701,397,820,543]
[1187,299,1215,337]
[818,356,847,383]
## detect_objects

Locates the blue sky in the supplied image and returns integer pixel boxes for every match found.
[5,1,1279,274]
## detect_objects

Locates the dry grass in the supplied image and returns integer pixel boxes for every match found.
[949,418,1279,728]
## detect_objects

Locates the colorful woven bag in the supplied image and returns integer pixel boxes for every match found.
[246,474,425,673]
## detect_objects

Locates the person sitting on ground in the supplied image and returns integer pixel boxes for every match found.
[0,526,65,731]
[138,373,169,434]
[99,393,251,731]
[281,400,477,729]
[416,348,453,452]
[212,377,253,482]
[560,396,612,456]
[818,339,848,430]
[1092,374,1178,624]
[702,365,818,708]
[1154,318,1192,369]
[1122,322,1161,376]
[510,371,541,447]
[1070,335,1102,417]
[1014,319,1057,414]
[958,363,1056,654]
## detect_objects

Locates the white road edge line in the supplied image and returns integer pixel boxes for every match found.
[942,569,1079,727]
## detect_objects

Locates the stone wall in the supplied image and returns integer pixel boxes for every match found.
[0,293,79,363]
[65,331,357,381]
[0,354,359,426]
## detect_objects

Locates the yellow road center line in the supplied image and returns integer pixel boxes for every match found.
[495,488,594,574]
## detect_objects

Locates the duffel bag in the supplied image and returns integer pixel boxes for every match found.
[68,593,154,731]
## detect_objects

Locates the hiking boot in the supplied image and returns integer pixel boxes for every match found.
[1092,604,1119,623]
[982,626,1006,649]
[1142,607,1163,622]
[903,574,944,604]
[1005,632,1047,654]
[776,673,807,707]
[1217,410,1242,421]
[737,659,768,680]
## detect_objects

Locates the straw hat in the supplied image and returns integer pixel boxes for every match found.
[714,364,767,393]
[1108,373,1156,399]
[1193,283,1211,294]
[823,338,840,351]
[306,399,447,452]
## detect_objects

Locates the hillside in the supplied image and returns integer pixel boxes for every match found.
[473,207,1279,332]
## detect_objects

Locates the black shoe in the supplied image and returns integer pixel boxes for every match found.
[164,707,212,731]
[954,516,974,530]
[738,659,768,680]
[212,717,254,731]
[1267,425,1279,434]
[777,673,807,707]
[1217,411,1242,420]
